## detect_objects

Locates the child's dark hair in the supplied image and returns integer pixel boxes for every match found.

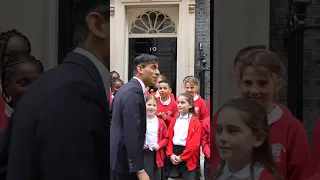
[110,71,120,78]
[0,29,31,68]
[158,79,172,88]
[111,78,123,87]
[234,45,267,70]
[213,98,281,180]
[177,93,198,119]
[1,55,44,98]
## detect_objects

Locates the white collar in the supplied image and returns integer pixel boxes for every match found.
[147,116,157,123]
[160,96,171,105]
[178,113,191,121]
[268,104,283,125]
[133,77,146,94]
[219,163,263,180]
[194,94,199,101]
[5,103,13,118]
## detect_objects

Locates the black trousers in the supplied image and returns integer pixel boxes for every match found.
[110,169,138,180]
[204,158,210,180]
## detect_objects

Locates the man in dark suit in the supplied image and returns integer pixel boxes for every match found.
[0,1,110,180]
[110,54,160,180]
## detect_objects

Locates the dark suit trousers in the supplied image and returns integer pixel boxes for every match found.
[111,169,138,180]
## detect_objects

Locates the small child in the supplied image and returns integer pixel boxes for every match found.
[166,93,201,180]
[213,98,281,180]
[110,78,123,103]
[144,95,169,180]
[153,75,175,100]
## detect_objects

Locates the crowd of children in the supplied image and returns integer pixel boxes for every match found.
[110,71,211,180]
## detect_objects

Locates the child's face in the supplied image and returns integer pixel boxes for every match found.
[215,107,263,164]
[5,63,41,107]
[184,83,198,96]
[239,66,278,110]
[156,78,164,88]
[158,83,171,97]
[177,96,192,115]
[146,99,157,116]
[112,82,123,94]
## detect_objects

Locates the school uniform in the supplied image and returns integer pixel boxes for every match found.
[215,163,276,180]
[166,114,201,180]
[153,91,175,101]
[156,96,179,127]
[0,95,8,131]
[144,116,168,180]
[201,116,210,180]
[211,104,311,180]
[193,94,207,124]
[110,91,114,104]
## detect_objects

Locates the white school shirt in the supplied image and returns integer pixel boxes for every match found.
[145,116,158,149]
[218,163,264,180]
[159,96,171,106]
[172,113,191,146]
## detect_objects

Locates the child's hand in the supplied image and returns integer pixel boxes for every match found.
[176,156,183,163]
[157,112,166,120]
[152,144,160,151]
[143,144,148,150]
[154,93,160,98]
[170,155,179,165]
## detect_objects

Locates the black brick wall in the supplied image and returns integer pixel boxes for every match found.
[195,0,211,102]
[270,0,320,143]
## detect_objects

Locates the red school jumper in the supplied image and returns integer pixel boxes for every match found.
[211,104,311,180]
[154,117,169,167]
[156,97,179,126]
[0,92,8,131]
[166,115,201,171]
[194,95,207,124]
[310,117,320,174]
[201,116,210,159]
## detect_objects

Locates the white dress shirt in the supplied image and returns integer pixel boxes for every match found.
[145,116,158,150]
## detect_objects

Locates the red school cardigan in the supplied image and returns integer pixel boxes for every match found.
[166,115,201,171]
[201,116,210,159]
[155,117,169,167]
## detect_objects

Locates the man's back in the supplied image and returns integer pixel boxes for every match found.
[4,52,109,180]
[110,78,146,174]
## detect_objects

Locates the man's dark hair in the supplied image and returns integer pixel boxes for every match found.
[158,79,172,88]
[234,45,267,69]
[72,0,110,45]
[132,54,159,74]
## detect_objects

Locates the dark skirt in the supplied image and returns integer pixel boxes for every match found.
[204,158,210,180]
[165,145,197,180]
[144,149,161,180]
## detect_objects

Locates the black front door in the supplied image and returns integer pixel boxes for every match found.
[129,38,177,96]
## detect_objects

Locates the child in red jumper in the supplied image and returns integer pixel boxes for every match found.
[201,116,210,180]
[205,99,210,118]
[156,79,178,127]
[213,98,281,180]
[211,49,311,180]
[153,75,175,100]
[184,77,207,124]
[144,95,169,180]
[166,93,201,180]
[110,78,123,104]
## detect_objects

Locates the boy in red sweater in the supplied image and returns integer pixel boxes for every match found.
[156,80,178,127]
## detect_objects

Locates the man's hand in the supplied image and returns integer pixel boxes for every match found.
[143,144,148,150]
[137,170,150,180]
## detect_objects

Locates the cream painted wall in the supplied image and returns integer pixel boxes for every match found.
[0,0,58,70]
[212,0,270,112]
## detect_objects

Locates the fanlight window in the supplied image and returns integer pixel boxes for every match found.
[130,11,176,34]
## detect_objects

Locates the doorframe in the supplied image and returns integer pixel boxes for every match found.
[110,1,196,95]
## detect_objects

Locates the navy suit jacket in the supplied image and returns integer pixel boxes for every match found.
[110,78,146,174]
[0,52,110,180]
